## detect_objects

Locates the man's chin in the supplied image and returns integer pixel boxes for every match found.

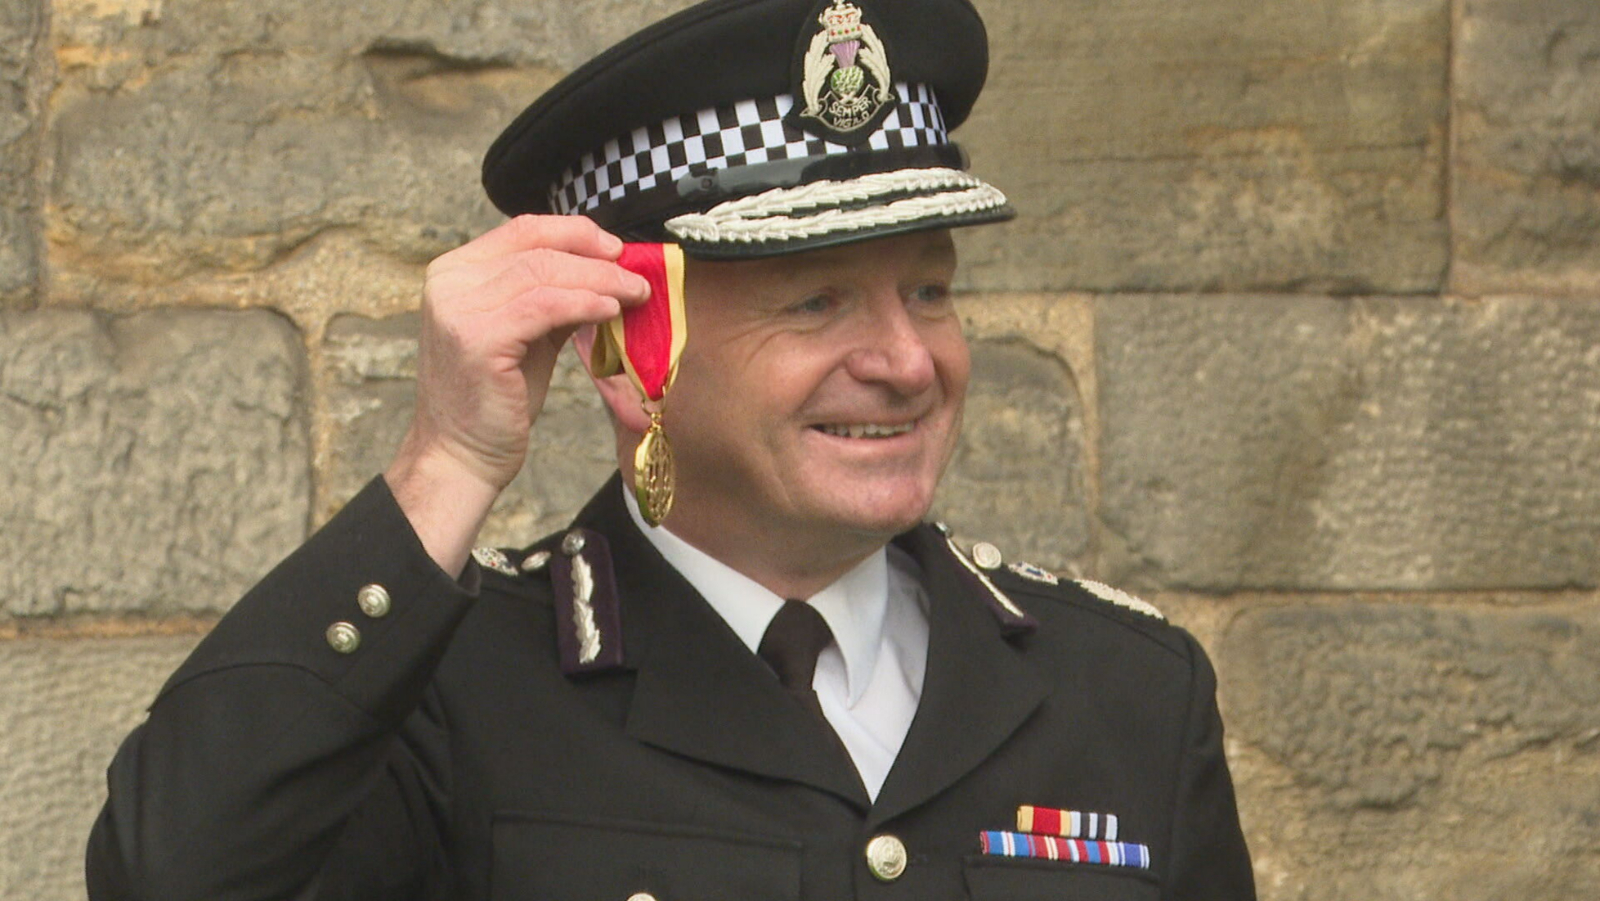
[805,481,939,537]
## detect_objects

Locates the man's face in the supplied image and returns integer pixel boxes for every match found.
[662,229,968,555]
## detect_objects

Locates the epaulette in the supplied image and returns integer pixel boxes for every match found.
[930,522,1038,636]
[470,546,521,577]
[928,529,1168,624]
[494,530,628,675]
[1071,578,1166,622]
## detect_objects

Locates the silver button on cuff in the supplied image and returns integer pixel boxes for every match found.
[356,584,391,618]
[326,621,362,654]
[972,541,1003,570]
[865,834,908,882]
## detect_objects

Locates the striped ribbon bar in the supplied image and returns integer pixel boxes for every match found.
[980,831,1151,870]
[1016,805,1119,841]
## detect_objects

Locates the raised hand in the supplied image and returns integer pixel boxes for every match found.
[384,215,651,576]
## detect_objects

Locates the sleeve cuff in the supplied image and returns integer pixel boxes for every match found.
[156,475,481,725]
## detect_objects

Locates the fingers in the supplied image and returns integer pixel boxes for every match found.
[429,214,625,276]
[451,247,650,313]
[487,287,624,346]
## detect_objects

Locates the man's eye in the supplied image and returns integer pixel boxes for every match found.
[790,294,832,314]
[909,284,951,305]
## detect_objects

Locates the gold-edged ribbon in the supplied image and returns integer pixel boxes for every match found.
[589,243,687,525]
[589,243,687,402]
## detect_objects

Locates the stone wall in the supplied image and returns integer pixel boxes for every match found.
[2,0,1596,897]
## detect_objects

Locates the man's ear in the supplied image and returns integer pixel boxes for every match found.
[572,326,652,435]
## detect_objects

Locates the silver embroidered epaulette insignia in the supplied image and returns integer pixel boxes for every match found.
[547,529,627,674]
[520,549,552,573]
[472,546,519,577]
[1008,561,1060,586]
[1075,579,1165,621]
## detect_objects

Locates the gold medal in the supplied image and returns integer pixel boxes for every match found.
[634,408,675,526]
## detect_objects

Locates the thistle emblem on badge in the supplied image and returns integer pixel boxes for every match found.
[795,0,896,141]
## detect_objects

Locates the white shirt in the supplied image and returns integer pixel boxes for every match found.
[623,488,929,799]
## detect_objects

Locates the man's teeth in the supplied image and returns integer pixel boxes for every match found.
[817,423,914,439]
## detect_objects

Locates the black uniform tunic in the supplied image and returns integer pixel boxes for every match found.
[87,474,1254,901]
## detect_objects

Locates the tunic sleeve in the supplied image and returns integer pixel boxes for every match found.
[1164,631,1257,901]
[86,476,478,901]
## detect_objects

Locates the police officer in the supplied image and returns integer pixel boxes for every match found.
[87,1,1255,899]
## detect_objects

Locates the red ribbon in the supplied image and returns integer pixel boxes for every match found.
[590,243,687,402]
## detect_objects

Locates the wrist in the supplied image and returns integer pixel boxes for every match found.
[384,442,503,579]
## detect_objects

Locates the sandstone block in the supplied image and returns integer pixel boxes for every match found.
[320,313,615,545]
[0,309,311,615]
[45,0,704,298]
[933,338,1091,572]
[1455,0,1600,294]
[0,0,45,304]
[1098,295,1600,590]
[956,0,1448,294]
[1220,602,1600,900]
[0,635,199,901]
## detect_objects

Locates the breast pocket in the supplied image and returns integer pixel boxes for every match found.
[491,811,802,901]
[963,856,1161,901]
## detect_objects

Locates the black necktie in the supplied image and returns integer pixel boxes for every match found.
[758,600,833,720]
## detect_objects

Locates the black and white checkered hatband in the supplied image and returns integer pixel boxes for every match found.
[551,83,947,216]
[546,82,1009,255]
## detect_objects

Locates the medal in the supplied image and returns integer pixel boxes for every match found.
[589,242,687,526]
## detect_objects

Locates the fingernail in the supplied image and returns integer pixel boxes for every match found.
[602,231,624,254]
[633,274,653,297]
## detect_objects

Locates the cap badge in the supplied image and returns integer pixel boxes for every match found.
[794,0,897,142]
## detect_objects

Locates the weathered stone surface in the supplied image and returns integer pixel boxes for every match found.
[0,635,199,901]
[955,0,1447,294]
[1221,601,1600,900]
[0,309,310,615]
[320,313,615,544]
[933,338,1091,572]
[1099,295,1600,591]
[46,0,698,301]
[0,0,46,305]
[1455,0,1600,295]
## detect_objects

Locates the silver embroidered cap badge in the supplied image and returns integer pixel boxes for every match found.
[796,0,895,139]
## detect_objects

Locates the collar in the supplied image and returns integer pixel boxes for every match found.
[623,484,889,705]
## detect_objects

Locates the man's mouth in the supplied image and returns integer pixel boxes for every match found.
[812,422,917,439]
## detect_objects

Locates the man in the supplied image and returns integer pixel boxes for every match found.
[88,0,1255,899]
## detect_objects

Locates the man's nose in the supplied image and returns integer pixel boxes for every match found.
[843,297,938,394]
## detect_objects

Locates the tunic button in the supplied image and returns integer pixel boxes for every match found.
[326,622,361,654]
[865,834,908,882]
[626,894,656,901]
[561,531,587,556]
[356,584,391,618]
[972,541,1003,570]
